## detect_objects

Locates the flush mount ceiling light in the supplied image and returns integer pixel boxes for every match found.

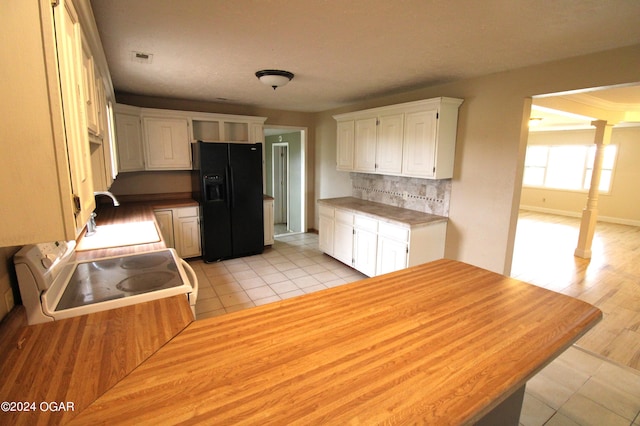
[528,117,544,127]
[255,69,294,90]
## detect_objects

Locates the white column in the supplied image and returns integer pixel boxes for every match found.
[574,120,614,259]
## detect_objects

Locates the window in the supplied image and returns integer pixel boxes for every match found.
[523,144,617,192]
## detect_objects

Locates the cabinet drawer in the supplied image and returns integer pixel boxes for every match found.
[335,209,354,224]
[354,215,378,232]
[175,206,199,218]
[319,205,334,218]
[378,222,409,242]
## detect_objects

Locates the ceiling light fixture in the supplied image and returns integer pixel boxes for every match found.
[255,69,294,90]
[528,117,544,127]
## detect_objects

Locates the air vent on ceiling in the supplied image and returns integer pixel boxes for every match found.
[131,51,153,64]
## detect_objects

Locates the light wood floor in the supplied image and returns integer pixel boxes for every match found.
[511,210,640,371]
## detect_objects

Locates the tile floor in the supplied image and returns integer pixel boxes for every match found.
[521,346,640,426]
[188,232,366,319]
[187,230,640,426]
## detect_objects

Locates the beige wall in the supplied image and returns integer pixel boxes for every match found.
[314,44,640,274]
[521,127,640,225]
[112,46,640,275]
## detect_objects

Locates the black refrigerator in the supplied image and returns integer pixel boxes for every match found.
[192,142,264,262]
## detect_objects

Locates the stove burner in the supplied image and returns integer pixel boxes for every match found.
[116,271,176,293]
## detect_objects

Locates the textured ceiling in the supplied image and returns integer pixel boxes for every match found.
[90,0,640,113]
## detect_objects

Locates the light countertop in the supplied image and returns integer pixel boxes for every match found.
[318,196,447,228]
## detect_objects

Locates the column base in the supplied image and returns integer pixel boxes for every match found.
[574,247,592,259]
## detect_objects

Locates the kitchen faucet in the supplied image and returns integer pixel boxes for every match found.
[85,191,120,236]
[93,191,120,206]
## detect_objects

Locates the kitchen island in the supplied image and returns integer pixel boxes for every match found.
[70,259,601,425]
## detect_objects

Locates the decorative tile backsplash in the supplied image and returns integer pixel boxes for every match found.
[351,173,451,216]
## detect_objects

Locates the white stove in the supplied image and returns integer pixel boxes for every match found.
[14,241,198,325]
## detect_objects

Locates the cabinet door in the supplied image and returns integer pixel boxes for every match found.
[54,0,95,234]
[402,109,438,178]
[175,216,201,258]
[336,120,354,171]
[173,207,201,258]
[319,214,335,255]
[353,117,377,172]
[143,117,191,170]
[377,237,408,275]
[264,199,274,246]
[376,113,404,174]
[154,209,174,248]
[333,216,354,265]
[353,228,377,277]
[116,113,144,171]
[81,38,99,136]
[250,123,264,144]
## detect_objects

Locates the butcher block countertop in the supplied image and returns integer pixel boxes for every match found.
[71,259,601,425]
[318,196,447,228]
[0,296,194,426]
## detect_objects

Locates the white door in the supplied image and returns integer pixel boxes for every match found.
[272,143,289,228]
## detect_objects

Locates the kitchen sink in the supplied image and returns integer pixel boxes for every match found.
[75,221,161,251]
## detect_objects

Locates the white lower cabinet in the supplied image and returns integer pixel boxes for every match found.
[376,222,409,275]
[154,206,201,258]
[264,198,274,246]
[318,205,335,255]
[353,215,378,276]
[154,209,175,248]
[333,210,354,266]
[317,204,447,277]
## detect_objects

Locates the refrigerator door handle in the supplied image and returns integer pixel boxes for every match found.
[226,165,234,208]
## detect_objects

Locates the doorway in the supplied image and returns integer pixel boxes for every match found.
[264,127,307,236]
[272,143,289,232]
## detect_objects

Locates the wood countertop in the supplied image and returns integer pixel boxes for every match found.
[74,197,197,261]
[0,295,193,426]
[72,259,601,425]
[0,195,198,424]
[318,196,447,228]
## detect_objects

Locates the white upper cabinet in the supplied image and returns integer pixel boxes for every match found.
[0,0,116,245]
[376,113,404,174]
[336,120,355,171]
[114,105,266,172]
[354,118,377,172]
[115,108,145,172]
[143,117,191,170]
[402,109,438,178]
[334,97,463,179]
[53,0,95,234]
[81,36,99,136]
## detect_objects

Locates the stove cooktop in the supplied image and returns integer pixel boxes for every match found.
[56,250,183,311]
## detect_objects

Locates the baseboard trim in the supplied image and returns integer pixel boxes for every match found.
[519,205,640,227]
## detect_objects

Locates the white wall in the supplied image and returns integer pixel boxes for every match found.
[314,44,640,274]
[521,127,640,225]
